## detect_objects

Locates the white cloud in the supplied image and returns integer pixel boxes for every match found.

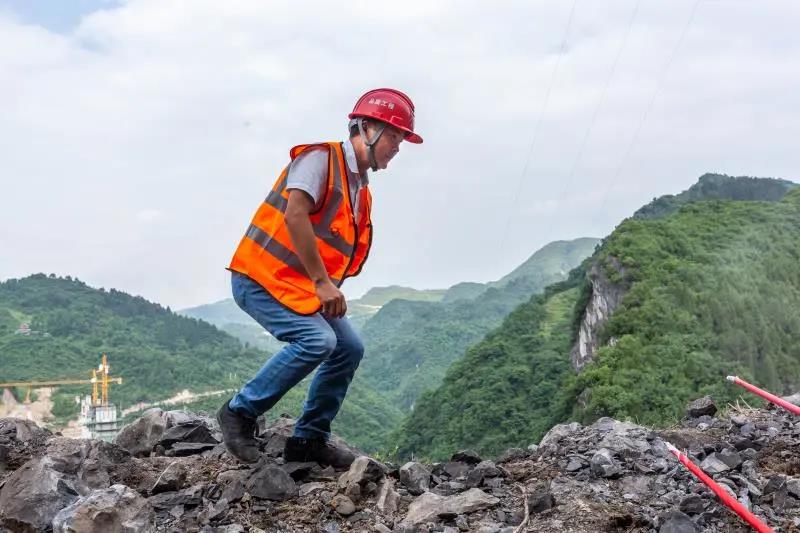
[1,0,799,308]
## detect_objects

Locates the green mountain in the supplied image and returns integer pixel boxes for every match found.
[0,274,255,404]
[179,298,285,352]
[0,274,400,450]
[355,238,600,414]
[394,175,800,460]
[180,285,447,339]
[633,172,796,219]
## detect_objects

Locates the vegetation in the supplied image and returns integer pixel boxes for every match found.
[633,173,795,219]
[394,178,800,461]
[356,238,599,413]
[0,274,400,450]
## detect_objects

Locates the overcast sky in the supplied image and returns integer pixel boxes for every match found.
[2,0,799,309]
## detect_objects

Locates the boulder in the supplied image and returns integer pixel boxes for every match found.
[0,417,51,445]
[330,494,356,516]
[590,448,622,478]
[450,450,482,465]
[246,464,296,501]
[699,453,732,475]
[150,462,187,494]
[659,510,698,533]
[338,456,388,496]
[402,488,500,526]
[52,484,154,533]
[0,456,82,531]
[376,477,400,515]
[686,396,717,418]
[400,461,431,495]
[114,409,168,457]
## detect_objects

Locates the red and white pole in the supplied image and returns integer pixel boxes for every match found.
[727,375,800,416]
[664,442,775,533]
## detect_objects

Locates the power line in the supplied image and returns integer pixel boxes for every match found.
[597,0,703,214]
[497,0,578,255]
[557,0,641,205]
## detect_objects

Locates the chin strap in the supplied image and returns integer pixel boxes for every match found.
[350,117,386,171]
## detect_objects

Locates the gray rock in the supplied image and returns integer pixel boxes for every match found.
[474,460,502,478]
[538,422,582,450]
[114,408,168,457]
[565,458,583,472]
[322,521,341,533]
[433,480,467,496]
[246,464,296,501]
[763,475,786,494]
[330,494,356,515]
[221,478,246,503]
[339,456,387,486]
[595,419,654,458]
[165,441,217,457]
[0,456,82,531]
[44,438,130,490]
[0,443,7,473]
[150,462,187,494]
[147,483,203,509]
[590,449,621,478]
[338,456,388,499]
[716,449,742,470]
[376,477,400,514]
[158,421,218,449]
[374,524,392,533]
[781,392,800,406]
[0,417,51,444]
[400,462,431,495]
[679,494,705,515]
[298,481,326,497]
[659,510,698,533]
[686,396,717,418]
[495,448,526,463]
[402,488,499,526]
[443,461,471,479]
[786,477,800,498]
[527,484,555,513]
[450,450,482,465]
[473,523,502,533]
[699,453,731,475]
[52,484,154,533]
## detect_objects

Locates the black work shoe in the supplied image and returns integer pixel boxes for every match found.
[216,399,260,464]
[283,436,356,469]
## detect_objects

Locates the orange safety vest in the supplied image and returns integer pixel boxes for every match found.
[229,142,373,315]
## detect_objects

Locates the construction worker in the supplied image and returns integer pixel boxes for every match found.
[218,88,422,467]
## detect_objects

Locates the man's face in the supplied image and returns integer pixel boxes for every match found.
[371,124,404,170]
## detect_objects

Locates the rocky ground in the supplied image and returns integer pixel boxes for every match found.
[0,395,798,532]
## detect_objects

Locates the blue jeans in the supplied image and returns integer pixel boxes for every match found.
[228,272,364,441]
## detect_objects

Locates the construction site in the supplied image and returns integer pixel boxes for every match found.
[0,355,123,441]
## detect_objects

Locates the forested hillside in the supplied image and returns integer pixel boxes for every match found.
[355,238,600,411]
[396,175,800,460]
[0,275,401,450]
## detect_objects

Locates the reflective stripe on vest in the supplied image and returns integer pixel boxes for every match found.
[228,142,372,315]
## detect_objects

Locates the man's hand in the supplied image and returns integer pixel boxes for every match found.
[315,279,347,318]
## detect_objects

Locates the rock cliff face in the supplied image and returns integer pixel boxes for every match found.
[571,257,628,371]
[1,395,798,532]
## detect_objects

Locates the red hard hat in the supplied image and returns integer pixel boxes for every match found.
[349,88,423,144]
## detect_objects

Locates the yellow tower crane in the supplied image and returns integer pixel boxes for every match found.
[0,354,122,405]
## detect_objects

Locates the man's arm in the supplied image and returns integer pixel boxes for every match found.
[284,189,347,318]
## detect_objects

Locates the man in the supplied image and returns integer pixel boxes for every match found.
[218,88,422,467]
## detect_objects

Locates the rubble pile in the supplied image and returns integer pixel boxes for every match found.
[0,395,798,532]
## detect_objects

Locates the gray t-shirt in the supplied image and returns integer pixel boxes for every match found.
[286,140,368,217]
